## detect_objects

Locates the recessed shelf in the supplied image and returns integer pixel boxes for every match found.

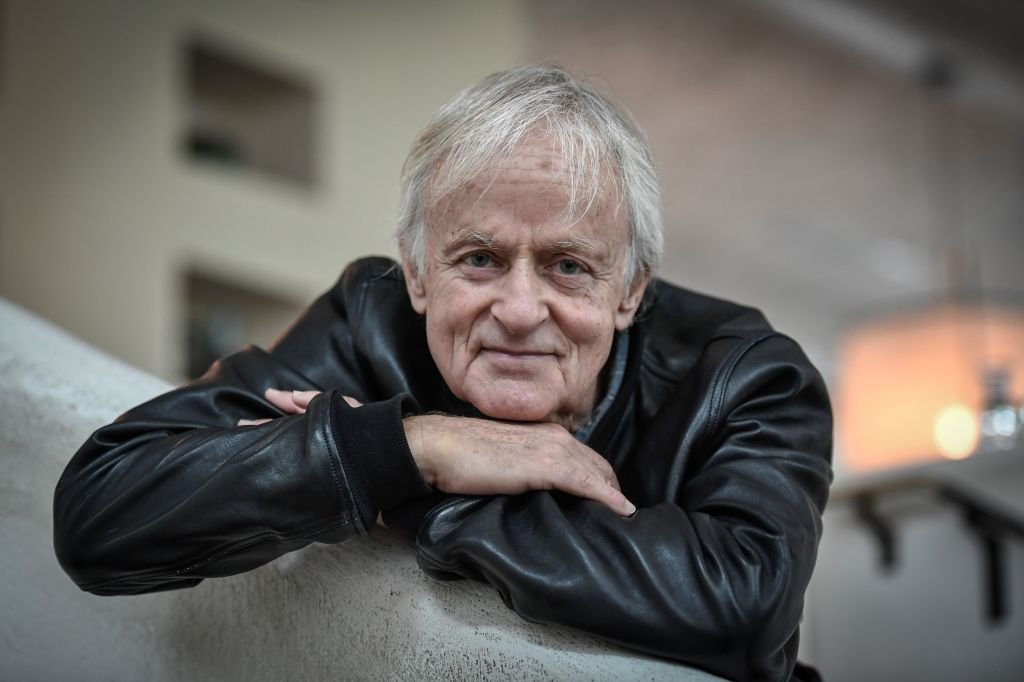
[182,267,304,379]
[182,36,317,188]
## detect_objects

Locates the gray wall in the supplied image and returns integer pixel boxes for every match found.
[809,452,1024,680]
[525,0,1024,460]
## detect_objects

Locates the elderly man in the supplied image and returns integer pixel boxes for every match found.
[54,65,831,681]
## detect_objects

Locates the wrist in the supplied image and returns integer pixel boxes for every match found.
[403,414,439,486]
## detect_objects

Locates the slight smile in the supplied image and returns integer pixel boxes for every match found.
[480,347,555,368]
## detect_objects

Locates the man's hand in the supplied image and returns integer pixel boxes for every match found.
[404,414,635,517]
[237,388,360,425]
[241,388,635,517]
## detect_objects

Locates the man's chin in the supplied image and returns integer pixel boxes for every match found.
[465,389,558,424]
[476,401,554,423]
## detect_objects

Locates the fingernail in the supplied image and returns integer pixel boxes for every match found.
[625,501,637,517]
[265,387,284,396]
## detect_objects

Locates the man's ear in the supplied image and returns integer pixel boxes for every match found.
[401,259,428,315]
[614,271,650,330]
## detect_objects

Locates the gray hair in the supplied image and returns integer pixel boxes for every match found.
[396,64,663,288]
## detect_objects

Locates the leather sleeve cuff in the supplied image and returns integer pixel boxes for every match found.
[329,392,433,532]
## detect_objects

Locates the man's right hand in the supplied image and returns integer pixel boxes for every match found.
[252,388,635,518]
[403,414,636,517]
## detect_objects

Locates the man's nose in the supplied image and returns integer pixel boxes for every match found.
[490,261,549,334]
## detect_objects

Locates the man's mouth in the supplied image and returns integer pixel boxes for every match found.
[484,346,550,356]
[480,347,554,367]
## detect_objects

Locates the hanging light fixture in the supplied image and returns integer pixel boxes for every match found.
[836,54,1024,473]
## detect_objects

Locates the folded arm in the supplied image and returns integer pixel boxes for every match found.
[53,266,433,595]
[52,350,427,595]
[53,260,636,595]
[259,388,637,518]
[409,335,833,680]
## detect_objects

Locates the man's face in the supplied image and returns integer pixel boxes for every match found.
[403,134,649,430]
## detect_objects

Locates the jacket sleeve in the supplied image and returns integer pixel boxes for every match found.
[53,267,431,595]
[411,334,833,681]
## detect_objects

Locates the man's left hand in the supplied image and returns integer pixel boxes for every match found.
[237,388,358,425]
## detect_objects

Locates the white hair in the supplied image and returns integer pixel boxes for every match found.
[396,64,663,288]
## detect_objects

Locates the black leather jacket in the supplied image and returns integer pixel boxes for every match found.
[54,257,832,681]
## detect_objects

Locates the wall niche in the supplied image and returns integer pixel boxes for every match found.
[182,267,304,380]
[182,36,317,188]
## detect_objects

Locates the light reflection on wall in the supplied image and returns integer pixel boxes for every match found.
[837,303,1024,472]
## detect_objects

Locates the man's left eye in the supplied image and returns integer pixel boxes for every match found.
[555,259,584,275]
[465,252,493,268]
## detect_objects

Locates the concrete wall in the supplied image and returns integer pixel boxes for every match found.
[0,0,526,380]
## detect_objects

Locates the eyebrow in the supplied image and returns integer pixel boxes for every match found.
[546,237,599,255]
[443,230,500,254]
[444,230,600,254]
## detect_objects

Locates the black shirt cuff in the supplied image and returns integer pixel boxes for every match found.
[329,392,432,531]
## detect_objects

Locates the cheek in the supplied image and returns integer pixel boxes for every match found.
[427,284,485,334]
[423,285,485,371]
[565,297,616,339]
[424,313,462,389]
[424,307,463,354]
[562,308,617,364]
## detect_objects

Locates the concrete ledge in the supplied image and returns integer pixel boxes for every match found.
[0,298,720,681]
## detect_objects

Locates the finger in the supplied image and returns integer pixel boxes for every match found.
[291,390,320,409]
[238,418,272,426]
[594,485,637,517]
[594,456,620,490]
[342,395,363,408]
[551,465,636,517]
[563,437,621,492]
[265,387,301,413]
[580,451,621,491]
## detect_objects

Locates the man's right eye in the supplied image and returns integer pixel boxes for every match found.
[464,252,493,268]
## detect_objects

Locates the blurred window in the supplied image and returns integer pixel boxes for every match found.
[182,37,317,188]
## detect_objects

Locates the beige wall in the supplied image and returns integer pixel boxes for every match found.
[0,0,526,379]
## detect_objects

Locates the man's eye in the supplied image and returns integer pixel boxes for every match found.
[464,252,493,268]
[556,259,584,275]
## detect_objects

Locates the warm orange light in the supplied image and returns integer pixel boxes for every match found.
[836,303,1024,473]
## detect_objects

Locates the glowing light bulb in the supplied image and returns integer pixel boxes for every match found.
[932,404,978,459]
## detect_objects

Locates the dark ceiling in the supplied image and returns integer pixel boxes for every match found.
[851,0,1024,74]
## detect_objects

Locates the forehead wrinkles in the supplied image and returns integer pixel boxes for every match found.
[425,160,565,235]
[497,142,624,226]
[430,162,620,228]
[465,149,573,207]
[424,134,625,252]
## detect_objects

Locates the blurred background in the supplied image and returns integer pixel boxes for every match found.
[1,0,1022,679]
